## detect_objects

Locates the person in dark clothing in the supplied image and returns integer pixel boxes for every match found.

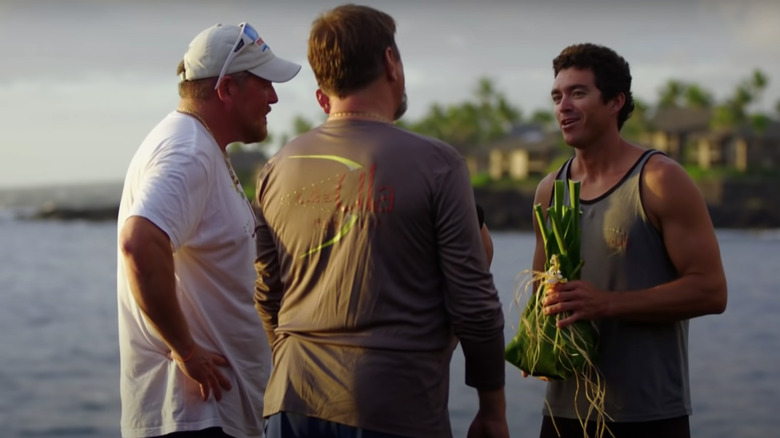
[255,5,508,438]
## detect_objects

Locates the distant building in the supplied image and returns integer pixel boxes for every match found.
[694,121,780,172]
[645,107,712,162]
[481,123,560,180]
[647,107,780,172]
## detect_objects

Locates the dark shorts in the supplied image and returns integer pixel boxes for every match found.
[152,427,233,438]
[265,412,409,438]
[540,415,690,438]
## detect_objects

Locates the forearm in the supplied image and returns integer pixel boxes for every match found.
[606,273,727,322]
[625,155,728,322]
[468,387,509,438]
[476,387,506,416]
[127,254,194,356]
[121,218,194,357]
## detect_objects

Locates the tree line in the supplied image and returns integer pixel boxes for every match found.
[233,68,778,157]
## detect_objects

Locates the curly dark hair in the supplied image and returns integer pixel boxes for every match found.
[553,43,635,131]
[308,4,399,98]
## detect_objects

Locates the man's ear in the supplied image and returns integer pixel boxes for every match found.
[611,92,626,114]
[383,47,400,82]
[315,88,331,114]
[215,75,240,104]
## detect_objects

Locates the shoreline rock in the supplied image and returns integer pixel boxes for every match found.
[475,178,780,230]
[18,178,780,229]
[24,204,119,222]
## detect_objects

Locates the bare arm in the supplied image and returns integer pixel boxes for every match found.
[467,388,509,438]
[546,155,727,326]
[608,154,727,320]
[480,223,494,268]
[120,217,191,354]
[120,216,231,400]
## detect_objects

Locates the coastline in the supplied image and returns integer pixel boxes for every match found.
[4,178,779,229]
[474,182,780,231]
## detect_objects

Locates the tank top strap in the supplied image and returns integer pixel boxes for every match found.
[556,155,575,181]
[631,149,664,178]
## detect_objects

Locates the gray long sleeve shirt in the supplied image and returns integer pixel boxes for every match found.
[254,119,505,438]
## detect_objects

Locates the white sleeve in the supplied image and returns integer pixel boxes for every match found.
[129,140,212,250]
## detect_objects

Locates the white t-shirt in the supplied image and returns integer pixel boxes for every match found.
[117,112,269,438]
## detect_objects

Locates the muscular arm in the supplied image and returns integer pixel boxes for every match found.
[120,216,195,357]
[546,156,727,326]
[606,155,727,321]
[120,216,231,400]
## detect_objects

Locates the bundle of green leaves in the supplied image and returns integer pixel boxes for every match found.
[505,179,597,380]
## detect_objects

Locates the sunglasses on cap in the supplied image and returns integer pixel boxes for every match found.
[215,22,261,90]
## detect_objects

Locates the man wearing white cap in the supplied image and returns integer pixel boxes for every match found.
[117,22,300,438]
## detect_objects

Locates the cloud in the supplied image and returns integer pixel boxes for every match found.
[2,0,780,187]
[0,73,175,187]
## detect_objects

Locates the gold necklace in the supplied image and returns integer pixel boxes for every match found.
[176,108,244,196]
[177,107,216,139]
[328,111,391,123]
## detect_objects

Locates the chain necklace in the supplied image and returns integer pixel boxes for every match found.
[176,108,243,196]
[176,107,258,236]
[328,111,392,123]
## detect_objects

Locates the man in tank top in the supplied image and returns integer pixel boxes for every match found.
[529,43,728,438]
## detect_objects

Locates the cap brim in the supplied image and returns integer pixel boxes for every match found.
[248,56,301,83]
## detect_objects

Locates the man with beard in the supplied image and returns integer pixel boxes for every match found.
[254,4,508,438]
[117,22,300,437]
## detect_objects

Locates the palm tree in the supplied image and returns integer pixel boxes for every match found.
[683,84,714,109]
[473,77,522,143]
[750,69,768,112]
[292,115,314,136]
[476,77,497,106]
[407,77,522,153]
[710,79,755,131]
[530,109,555,130]
[775,99,780,120]
[658,79,686,108]
[622,96,650,142]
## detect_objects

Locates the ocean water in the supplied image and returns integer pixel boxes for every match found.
[0,190,778,437]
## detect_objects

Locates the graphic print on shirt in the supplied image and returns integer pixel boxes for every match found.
[280,154,395,258]
[605,225,628,255]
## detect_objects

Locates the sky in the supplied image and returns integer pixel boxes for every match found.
[1,0,779,188]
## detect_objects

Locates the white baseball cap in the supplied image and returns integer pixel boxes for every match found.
[181,22,301,86]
